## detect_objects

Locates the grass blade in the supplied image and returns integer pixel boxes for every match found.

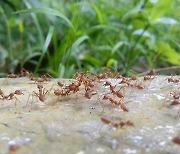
[34,26,54,73]
[13,7,75,31]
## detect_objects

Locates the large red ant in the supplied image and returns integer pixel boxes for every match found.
[149,69,156,76]
[103,95,129,112]
[32,85,48,102]
[101,117,134,128]
[167,75,179,83]
[172,136,180,145]
[0,89,24,107]
[7,74,19,78]
[54,89,71,97]
[164,89,180,106]
[29,74,51,83]
[7,69,30,78]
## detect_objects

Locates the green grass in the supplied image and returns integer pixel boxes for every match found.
[0,0,179,77]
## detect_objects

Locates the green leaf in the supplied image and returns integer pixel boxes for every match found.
[59,64,65,78]
[156,41,180,65]
[84,54,101,66]
[71,35,89,53]
[35,26,54,73]
[106,58,118,68]
[112,41,123,55]
[150,0,172,23]
[91,3,104,24]
[13,7,74,31]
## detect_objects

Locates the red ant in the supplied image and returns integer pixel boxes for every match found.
[65,82,81,93]
[85,90,92,99]
[103,81,112,87]
[170,90,180,100]
[0,89,24,107]
[149,69,156,76]
[119,78,133,87]
[172,136,180,145]
[29,74,51,83]
[29,77,45,83]
[104,96,129,112]
[7,69,30,78]
[54,89,71,97]
[164,89,180,106]
[19,69,30,77]
[84,88,97,99]
[135,84,144,90]
[92,73,107,80]
[57,81,65,87]
[9,144,20,152]
[32,85,48,102]
[7,74,19,78]
[171,100,180,106]
[167,75,179,83]
[103,81,125,99]
[101,117,134,128]
[143,76,155,81]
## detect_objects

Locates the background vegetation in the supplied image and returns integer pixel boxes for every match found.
[0,0,179,77]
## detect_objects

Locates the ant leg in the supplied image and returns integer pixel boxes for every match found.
[13,96,20,108]
[24,91,32,108]
[29,92,38,112]
[48,84,58,95]
[175,107,180,119]
[12,97,20,113]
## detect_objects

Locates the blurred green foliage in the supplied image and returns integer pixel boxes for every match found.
[0,0,179,77]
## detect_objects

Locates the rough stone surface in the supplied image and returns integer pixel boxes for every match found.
[0,76,179,153]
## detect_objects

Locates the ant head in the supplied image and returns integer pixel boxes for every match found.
[149,69,155,75]
[37,85,43,89]
[14,90,23,95]
[57,82,64,87]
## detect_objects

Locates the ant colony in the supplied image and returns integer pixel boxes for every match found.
[0,69,180,145]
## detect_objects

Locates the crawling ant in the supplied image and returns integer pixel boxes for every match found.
[33,85,48,102]
[104,96,129,112]
[57,81,65,87]
[170,90,180,100]
[143,76,155,81]
[29,77,45,83]
[0,89,24,107]
[29,74,51,83]
[14,90,24,95]
[167,75,179,83]
[84,89,97,99]
[7,74,19,78]
[65,82,81,93]
[172,136,180,145]
[135,84,144,90]
[92,72,107,80]
[103,81,112,87]
[101,117,134,128]
[149,69,156,76]
[171,100,180,106]
[85,90,92,99]
[119,78,133,87]
[7,69,30,78]
[19,69,30,77]
[9,144,20,152]
[0,89,24,100]
[54,89,71,97]
[164,89,180,106]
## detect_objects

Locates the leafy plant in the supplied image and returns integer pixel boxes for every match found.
[0,0,179,77]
